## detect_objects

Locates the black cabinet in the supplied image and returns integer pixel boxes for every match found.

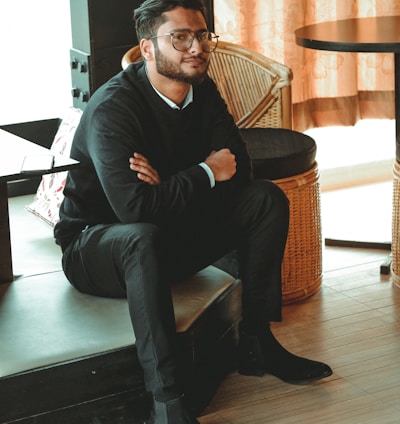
[69,0,214,110]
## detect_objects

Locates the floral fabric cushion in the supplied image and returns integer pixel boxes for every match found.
[26,107,82,226]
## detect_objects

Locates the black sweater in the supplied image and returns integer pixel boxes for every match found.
[54,62,252,250]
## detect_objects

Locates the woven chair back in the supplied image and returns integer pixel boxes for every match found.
[121,41,293,129]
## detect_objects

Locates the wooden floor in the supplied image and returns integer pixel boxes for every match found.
[199,245,400,423]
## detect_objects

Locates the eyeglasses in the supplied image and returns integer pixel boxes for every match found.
[150,30,219,53]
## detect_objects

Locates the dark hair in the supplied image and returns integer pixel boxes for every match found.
[133,0,208,41]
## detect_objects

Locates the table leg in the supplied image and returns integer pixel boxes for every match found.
[0,182,13,284]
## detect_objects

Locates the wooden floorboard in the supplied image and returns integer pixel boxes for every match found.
[198,248,400,424]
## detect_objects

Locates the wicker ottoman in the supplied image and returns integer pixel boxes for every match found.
[391,160,400,287]
[240,128,323,304]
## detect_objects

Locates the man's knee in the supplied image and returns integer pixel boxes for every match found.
[119,222,162,256]
[110,223,164,289]
[247,179,289,216]
[230,180,289,235]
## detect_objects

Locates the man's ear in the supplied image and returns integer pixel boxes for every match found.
[140,38,154,61]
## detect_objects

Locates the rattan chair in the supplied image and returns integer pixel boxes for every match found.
[391,161,400,286]
[121,41,293,129]
[121,42,322,304]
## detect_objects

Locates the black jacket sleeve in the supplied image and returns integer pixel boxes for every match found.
[57,67,253,247]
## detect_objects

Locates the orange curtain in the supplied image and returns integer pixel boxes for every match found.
[214,0,400,131]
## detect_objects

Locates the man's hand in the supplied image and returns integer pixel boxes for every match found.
[129,152,160,185]
[205,148,236,182]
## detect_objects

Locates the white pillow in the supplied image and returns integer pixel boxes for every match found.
[26,107,82,226]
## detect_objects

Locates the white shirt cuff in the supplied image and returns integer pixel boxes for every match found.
[199,162,215,188]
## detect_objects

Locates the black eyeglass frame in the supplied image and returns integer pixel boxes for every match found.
[150,30,219,53]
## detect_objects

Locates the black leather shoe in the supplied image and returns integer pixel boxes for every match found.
[237,331,333,384]
[145,395,199,424]
[263,355,333,384]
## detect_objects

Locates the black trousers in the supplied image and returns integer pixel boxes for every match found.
[61,180,289,396]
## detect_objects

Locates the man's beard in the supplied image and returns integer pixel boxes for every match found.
[154,47,209,86]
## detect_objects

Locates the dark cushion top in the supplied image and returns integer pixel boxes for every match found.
[240,128,316,180]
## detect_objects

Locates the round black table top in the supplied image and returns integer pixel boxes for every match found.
[295,16,400,53]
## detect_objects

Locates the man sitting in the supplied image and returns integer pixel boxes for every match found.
[54,1,332,422]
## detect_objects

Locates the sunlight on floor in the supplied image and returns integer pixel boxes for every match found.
[321,180,392,243]
[307,119,394,240]
[306,119,395,170]
[307,120,395,270]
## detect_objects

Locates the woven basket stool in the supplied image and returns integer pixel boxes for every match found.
[240,128,323,304]
[391,160,400,287]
